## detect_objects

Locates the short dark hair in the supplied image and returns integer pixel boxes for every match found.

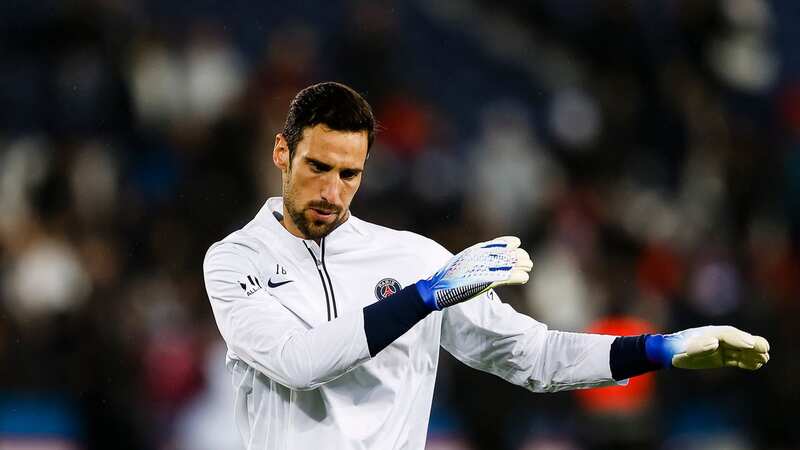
[282,82,376,162]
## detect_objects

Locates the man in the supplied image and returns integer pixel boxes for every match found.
[203,82,770,450]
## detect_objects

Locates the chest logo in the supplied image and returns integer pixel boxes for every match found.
[375,278,402,300]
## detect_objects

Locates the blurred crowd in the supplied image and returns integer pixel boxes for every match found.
[0,0,798,449]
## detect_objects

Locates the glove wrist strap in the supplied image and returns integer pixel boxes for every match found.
[414,279,439,311]
[610,334,665,380]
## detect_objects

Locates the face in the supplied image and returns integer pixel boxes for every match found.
[273,124,368,240]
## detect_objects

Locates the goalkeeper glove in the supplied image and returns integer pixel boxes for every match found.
[415,236,532,310]
[645,325,770,370]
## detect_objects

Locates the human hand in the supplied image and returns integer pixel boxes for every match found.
[645,325,770,370]
[415,236,532,311]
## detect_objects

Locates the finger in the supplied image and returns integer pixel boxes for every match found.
[504,269,530,285]
[492,236,521,249]
[672,351,721,369]
[737,359,764,370]
[752,335,770,353]
[724,349,770,370]
[512,248,533,270]
[684,335,719,356]
[716,326,756,349]
[738,350,770,365]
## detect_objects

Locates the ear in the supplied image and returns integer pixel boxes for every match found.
[273,134,290,172]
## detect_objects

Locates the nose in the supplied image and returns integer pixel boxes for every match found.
[320,172,342,207]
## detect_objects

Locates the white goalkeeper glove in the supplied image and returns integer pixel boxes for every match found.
[645,325,770,370]
[415,236,533,310]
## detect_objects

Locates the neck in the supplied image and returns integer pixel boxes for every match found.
[279,205,306,239]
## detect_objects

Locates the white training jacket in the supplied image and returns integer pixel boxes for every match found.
[203,197,620,450]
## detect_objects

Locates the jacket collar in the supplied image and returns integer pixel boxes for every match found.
[256,197,368,257]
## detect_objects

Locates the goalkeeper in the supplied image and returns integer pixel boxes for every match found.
[203,82,769,450]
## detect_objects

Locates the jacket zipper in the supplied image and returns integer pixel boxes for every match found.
[303,241,332,321]
[320,238,338,318]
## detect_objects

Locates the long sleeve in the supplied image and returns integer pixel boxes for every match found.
[440,291,623,392]
[203,242,372,391]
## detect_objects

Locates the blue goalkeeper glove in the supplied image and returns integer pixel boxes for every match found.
[415,236,533,311]
[645,325,770,370]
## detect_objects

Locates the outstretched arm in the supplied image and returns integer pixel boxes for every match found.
[442,293,622,392]
[442,294,770,392]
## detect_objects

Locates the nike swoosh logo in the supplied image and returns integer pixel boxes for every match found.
[268,279,294,288]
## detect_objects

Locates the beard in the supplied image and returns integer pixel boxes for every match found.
[283,190,345,240]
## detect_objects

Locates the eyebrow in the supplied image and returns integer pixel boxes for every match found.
[305,157,363,174]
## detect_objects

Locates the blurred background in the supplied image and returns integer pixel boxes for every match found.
[0,0,798,449]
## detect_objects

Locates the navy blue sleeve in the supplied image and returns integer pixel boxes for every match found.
[609,334,664,380]
[362,284,432,357]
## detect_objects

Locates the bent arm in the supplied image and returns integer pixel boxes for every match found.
[204,242,431,391]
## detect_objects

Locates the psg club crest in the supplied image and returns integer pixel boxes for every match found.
[375,278,402,300]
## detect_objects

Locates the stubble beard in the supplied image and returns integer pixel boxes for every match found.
[283,185,345,240]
